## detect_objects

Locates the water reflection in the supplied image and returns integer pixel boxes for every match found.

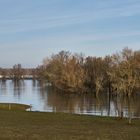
[0,80,140,118]
[0,80,7,95]
[11,80,25,99]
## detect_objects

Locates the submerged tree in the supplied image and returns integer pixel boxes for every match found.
[84,56,109,96]
[37,47,140,98]
[108,48,140,96]
[35,47,140,122]
[108,48,140,123]
[42,51,86,93]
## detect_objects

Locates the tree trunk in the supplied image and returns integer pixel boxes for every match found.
[128,96,132,124]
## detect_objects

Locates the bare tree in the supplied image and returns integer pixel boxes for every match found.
[108,48,140,123]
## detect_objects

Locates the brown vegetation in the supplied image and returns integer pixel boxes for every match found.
[38,48,140,96]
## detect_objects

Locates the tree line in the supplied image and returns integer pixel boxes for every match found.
[0,64,35,80]
[0,47,140,97]
[36,48,140,97]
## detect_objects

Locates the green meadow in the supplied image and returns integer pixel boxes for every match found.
[0,109,140,140]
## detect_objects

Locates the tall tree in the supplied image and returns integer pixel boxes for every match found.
[42,51,85,93]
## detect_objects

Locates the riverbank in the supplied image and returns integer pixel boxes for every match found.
[0,103,31,111]
[0,110,140,140]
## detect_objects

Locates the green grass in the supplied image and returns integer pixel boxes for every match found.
[0,103,31,111]
[0,110,139,140]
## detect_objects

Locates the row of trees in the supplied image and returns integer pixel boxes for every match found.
[0,64,35,80]
[1,48,140,97]
[37,48,140,97]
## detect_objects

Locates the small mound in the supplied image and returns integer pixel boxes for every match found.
[0,103,31,111]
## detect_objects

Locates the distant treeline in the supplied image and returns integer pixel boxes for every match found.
[36,47,140,96]
[0,64,36,80]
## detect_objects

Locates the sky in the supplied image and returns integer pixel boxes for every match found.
[0,0,140,68]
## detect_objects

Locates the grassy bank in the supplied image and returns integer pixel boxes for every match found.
[0,110,140,140]
[0,103,31,111]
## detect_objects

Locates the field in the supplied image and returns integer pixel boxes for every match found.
[0,110,140,140]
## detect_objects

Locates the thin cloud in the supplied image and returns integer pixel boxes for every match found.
[0,1,140,34]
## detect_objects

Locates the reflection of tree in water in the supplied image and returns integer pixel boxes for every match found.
[133,93,140,117]
[127,94,140,118]
[94,94,107,116]
[45,88,140,117]
[11,80,25,99]
[42,86,108,115]
[36,80,48,97]
[30,80,140,117]
[0,80,7,95]
[32,79,37,88]
[44,87,78,113]
[35,82,110,115]
[111,94,125,117]
[110,94,140,118]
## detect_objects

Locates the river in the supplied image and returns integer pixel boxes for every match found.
[0,80,140,118]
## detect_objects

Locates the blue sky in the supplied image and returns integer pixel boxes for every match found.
[0,0,140,67]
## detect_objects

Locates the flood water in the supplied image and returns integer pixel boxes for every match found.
[0,80,140,118]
